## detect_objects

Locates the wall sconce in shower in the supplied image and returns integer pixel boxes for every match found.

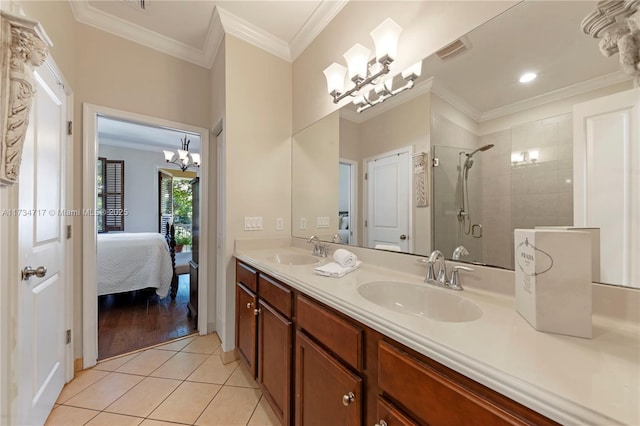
[511,150,539,166]
[323,18,403,105]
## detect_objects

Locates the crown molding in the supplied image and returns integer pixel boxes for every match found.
[68,0,221,68]
[290,0,348,61]
[479,71,632,122]
[99,137,201,154]
[340,77,434,124]
[217,7,290,62]
[430,79,482,121]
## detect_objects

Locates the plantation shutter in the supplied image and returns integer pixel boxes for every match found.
[159,171,173,233]
[104,160,125,231]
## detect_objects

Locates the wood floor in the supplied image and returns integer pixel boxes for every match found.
[98,274,196,360]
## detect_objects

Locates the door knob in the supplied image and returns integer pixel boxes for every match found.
[400,234,407,240]
[22,265,47,281]
[341,392,355,406]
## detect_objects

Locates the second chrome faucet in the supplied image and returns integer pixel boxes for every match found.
[424,250,473,291]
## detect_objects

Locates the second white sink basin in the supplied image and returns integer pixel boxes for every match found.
[358,281,482,323]
[266,253,320,266]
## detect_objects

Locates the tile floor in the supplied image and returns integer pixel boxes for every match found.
[46,334,281,426]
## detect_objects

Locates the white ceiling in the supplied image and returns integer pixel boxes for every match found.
[98,115,201,152]
[71,0,348,67]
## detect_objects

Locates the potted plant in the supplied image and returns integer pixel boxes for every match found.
[174,228,191,253]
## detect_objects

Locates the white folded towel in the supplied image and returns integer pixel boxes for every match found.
[333,248,357,268]
[314,261,362,278]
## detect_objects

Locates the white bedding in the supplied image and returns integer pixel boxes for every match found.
[97,232,173,298]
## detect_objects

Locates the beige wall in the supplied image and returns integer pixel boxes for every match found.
[292,1,517,133]
[220,35,292,351]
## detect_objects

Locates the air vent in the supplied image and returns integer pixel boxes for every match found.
[122,0,147,11]
[436,36,471,60]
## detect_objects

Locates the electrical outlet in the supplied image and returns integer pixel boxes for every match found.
[299,217,307,230]
[276,218,284,231]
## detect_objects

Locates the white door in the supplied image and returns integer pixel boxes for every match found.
[573,88,639,287]
[366,150,410,252]
[17,63,68,425]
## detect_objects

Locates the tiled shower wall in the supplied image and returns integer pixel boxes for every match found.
[481,113,573,269]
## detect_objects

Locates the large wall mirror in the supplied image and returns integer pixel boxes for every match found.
[292,1,639,288]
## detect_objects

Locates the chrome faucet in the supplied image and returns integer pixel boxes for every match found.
[424,249,474,291]
[452,245,469,260]
[427,250,447,286]
[307,236,327,257]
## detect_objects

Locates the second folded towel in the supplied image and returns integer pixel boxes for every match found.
[333,248,357,268]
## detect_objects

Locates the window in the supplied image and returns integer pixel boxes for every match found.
[97,157,125,232]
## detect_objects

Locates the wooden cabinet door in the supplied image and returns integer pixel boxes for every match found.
[258,301,292,426]
[295,331,362,426]
[236,283,258,378]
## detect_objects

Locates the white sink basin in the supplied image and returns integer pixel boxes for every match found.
[266,253,320,266]
[358,281,483,323]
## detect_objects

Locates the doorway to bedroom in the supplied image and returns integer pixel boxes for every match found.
[86,108,209,363]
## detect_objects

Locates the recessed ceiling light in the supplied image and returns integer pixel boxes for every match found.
[519,72,537,83]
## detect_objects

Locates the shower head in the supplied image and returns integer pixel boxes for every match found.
[463,144,494,171]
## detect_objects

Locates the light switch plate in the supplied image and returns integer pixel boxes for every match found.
[299,217,307,230]
[317,216,330,228]
[276,218,284,231]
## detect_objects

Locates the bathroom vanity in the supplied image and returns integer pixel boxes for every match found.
[233,240,639,426]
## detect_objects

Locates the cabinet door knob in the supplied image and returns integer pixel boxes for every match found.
[254,308,261,316]
[246,302,253,309]
[375,421,388,426]
[341,392,355,406]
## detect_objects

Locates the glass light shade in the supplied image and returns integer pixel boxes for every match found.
[190,153,201,166]
[402,61,423,80]
[353,95,366,106]
[343,43,371,81]
[163,150,174,161]
[178,149,189,160]
[375,78,393,95]
[370,18,402,62]
[323,63,347,94]
[511,152,524,163]
[528,150,539,162]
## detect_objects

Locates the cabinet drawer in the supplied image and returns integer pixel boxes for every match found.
[296,295,362,370]
[258,273,292,318]
[236,261,258,292]
[376,396,418,426]
[379,341,544,426]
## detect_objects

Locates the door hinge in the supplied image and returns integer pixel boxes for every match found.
[364,220,368,227]
[432,158,440,167]
[67,121,73,136]
[66,329,71,344]
[66,225,72,239]
[364,172,368,180]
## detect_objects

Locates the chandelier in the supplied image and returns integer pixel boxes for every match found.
[163,135,200,172]
[322,18,423,112]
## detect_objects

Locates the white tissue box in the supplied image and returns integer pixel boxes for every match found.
[514,229,592,338]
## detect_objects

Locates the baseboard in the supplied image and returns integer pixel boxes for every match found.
[74,357,83,373]
[220,348,238,365]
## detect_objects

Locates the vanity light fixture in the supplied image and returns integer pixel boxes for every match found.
[519,72,537,83]
[163,135,200,172]
[511,150,539,166]
[352,61,423,113]
[323,18,402,104]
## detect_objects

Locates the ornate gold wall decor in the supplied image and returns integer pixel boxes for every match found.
[0,11,51,187]
[582,0,640,85]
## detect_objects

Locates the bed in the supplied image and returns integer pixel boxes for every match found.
[97,231,175,298]
[338,211,350,244]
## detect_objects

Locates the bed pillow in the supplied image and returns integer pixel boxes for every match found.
[340,216,350,230]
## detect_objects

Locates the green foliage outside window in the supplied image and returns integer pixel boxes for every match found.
[173,178,192,246]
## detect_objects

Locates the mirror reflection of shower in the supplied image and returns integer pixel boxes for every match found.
[457,144,494,237]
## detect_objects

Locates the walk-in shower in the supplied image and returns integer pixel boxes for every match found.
[457,144,494,236]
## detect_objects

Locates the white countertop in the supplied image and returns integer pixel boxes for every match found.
[234,243,640,425]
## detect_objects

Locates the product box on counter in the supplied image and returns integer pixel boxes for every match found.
[514,229,592,338]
